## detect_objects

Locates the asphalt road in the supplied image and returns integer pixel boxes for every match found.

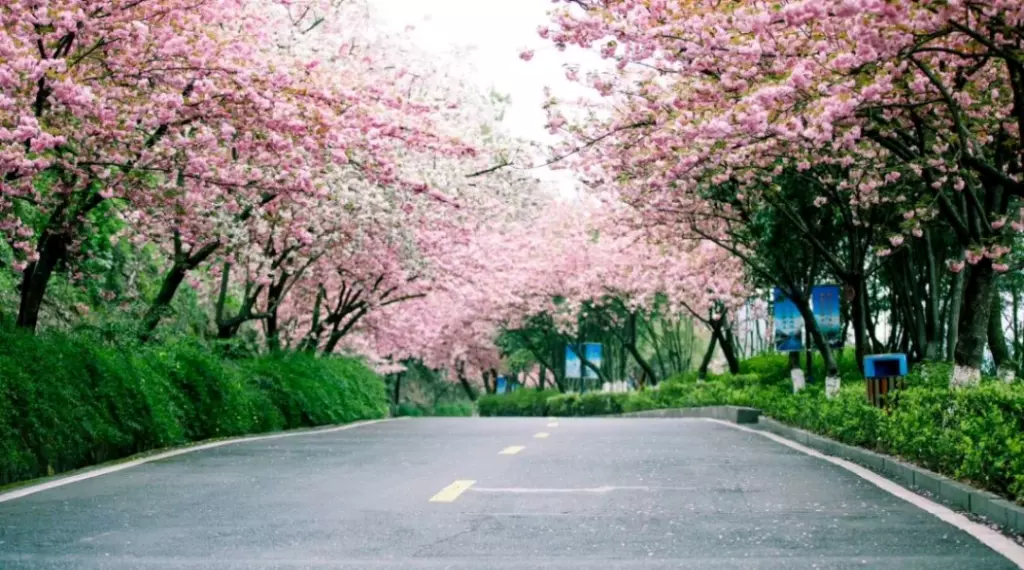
[0,417,1017,569]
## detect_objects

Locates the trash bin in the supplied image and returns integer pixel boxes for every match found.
[863,354,908,408]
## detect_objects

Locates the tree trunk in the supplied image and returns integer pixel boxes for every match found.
[141,240,220,339]
[944,268,964,360]
[923,230,942,360]
[989,291,1013,381]
[393,372,403,406]
[16,229,70,331]
[789,350,805,392]
[265,277,287,352]
[850,277,870,374]
[953,261,996,385]
[457,363,478,401]
[141,261,189,338]
[697,330,718,380]
[716,321,740,374]
[791,290,839,378]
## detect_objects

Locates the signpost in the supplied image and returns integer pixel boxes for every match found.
[564,346,581,379]
[811,285,843,349]
[565,343,603,391]
[773,289,803,352]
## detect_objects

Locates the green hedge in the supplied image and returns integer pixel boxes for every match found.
[477,390,559,416]
[394,402,474,417]
[0,329,388,486]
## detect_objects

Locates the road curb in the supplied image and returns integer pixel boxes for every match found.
[614,405,761,424]
[756,416,1024,536]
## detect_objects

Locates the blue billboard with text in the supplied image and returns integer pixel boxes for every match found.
[773,288,803,352]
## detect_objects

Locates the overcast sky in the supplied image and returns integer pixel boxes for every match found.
[367,0,590,193]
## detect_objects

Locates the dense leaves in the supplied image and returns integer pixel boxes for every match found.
[0,328,386,485]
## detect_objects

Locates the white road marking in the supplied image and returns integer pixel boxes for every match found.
[547,422,559,427]
[0,418,398,504]
[499,446,525,455]
[707,419,1024,568]
[533,432,550,439]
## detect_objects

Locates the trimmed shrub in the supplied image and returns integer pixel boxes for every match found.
[432,402,474,417]
[545,392,630,417]
[477,390,559,416]
[395,403,427,417]
[0,329,388,486]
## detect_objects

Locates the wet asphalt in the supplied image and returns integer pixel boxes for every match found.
[0,417,1016,569]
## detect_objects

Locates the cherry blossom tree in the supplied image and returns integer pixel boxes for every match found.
[533,0,1024,383]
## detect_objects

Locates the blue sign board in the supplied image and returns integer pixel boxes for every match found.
[773,288,803,352]
[565,346,581,379]
[496,376,508,394]
[811,285,843,349]
[583,343,602,380]
[565,343,602,379]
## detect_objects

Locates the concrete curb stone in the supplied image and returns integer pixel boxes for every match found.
[615,405,761,424]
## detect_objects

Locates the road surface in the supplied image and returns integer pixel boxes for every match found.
[0,418,1018,569]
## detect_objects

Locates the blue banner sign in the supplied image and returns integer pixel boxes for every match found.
[773,288,804,352]
[496,376,508,394]
[565,345,581,379]
[583,343,602,380]
[811,285,844,349]
[565,343,602,379]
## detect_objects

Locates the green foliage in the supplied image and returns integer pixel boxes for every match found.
[432,402,474,417]
[477,389,560,417]
[394,401,474,417]
[904,361,954,388]
[0,329,387,486]
[739,349,861,386]
[546,392,630,416]
[395,403,427,417]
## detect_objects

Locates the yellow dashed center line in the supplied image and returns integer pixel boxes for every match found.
[534,432,550,439]
[499,446,525,455]
[429,480,476,503]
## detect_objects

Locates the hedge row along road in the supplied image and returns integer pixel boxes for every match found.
[1,417,1020,569]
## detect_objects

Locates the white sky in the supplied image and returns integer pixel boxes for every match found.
[366,0,592,195]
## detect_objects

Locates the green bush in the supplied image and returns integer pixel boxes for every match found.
[478,390,559,416]
[432,402,474,417]
[545,393,580,416]
[0,329,388,486]
[545,392,630,417]
[395,403,427,417]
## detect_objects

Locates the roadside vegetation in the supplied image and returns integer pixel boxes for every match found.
[0,327,387,487]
